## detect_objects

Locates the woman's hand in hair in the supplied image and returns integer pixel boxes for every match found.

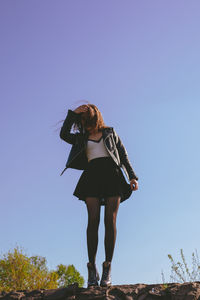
[74,105,89,114]
[130,178,138,191]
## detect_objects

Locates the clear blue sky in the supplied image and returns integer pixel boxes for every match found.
[1,0,200,287]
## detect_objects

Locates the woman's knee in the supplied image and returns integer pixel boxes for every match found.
[87,215,100,229]
[85,197,101,228]
[104,213,117,228]
[104,196,120,226]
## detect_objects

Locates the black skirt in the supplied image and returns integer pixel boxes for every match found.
[73,156,133,206]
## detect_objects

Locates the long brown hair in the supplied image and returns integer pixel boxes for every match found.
[72,104,109,133]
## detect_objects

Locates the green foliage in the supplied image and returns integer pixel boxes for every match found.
[0,246,84,292]
[162,249,200,283]
[56,264,84,287]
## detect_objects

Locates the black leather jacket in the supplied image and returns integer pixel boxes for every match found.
[59,109,138,182]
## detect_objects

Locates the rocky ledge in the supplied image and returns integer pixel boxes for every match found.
[1,282,200,299]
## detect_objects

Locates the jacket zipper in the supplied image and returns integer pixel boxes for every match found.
[60,141,87,176]
[103,134,122,167]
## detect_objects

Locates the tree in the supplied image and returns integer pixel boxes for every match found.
[56,264,84,287]
[0,246,84,292]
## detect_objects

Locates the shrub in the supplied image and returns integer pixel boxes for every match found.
[162,248,200,283]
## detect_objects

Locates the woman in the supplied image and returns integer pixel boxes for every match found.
[59,104,139,288]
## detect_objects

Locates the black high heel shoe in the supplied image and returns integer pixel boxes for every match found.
[87,262,100,287]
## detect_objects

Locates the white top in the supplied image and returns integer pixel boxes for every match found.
[86,136,110,162]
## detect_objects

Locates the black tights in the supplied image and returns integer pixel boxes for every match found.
[85,196,121,264]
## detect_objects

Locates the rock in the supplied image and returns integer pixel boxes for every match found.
[0,282,200,299]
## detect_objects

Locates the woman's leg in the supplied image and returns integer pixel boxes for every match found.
[104,196,121,262]
[85,197,101,265]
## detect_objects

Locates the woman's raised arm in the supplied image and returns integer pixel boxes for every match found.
[60,109,80,145]
[60,105,89,145]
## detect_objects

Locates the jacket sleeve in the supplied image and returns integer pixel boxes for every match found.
[112,128,139,181]
[60,109,80,145]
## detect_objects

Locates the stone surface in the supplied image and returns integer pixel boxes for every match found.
[1,282,200,299]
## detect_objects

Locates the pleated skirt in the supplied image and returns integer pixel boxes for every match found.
[73,156,133,206]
